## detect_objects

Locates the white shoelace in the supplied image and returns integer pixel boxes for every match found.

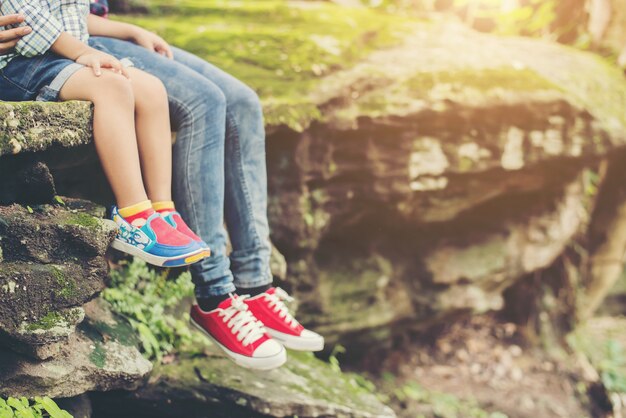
[218,295,266,346]
[264,287,299,329]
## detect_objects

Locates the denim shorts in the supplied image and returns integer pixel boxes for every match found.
[0,40,133,102]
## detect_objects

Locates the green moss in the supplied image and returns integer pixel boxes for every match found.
[282,351,381,405]
[345,64,576,122]
[91,320,139,348]
[116,0,413,131]
[63,212,101,230]
[405,67,560,93]
[25,312,64,332]
[89,341,107,368]
[25,308,82,331]
[51,266,78,300]
[162,349,384,413]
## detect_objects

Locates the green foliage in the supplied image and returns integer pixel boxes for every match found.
[103,259,204,361]
[116,0,412,130]
[459,0,558,38]
[0,397,72,418]
[329,344,346,373]
[569,326,626,395]
[598,340,626,393]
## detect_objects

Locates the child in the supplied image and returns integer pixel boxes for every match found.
[0,0,210,268]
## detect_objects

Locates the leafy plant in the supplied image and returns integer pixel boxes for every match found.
[103,259,204,361]
[598,339,626,393]
[568,326,626,395]
[0,397,72,418]
[329,344,347,373]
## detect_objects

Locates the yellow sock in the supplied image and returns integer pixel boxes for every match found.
[153,200,176,213]
[118,200,153,219]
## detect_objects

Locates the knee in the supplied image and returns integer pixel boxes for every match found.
[185,80,227,115]
[200,81,227,111]
[227,83,262,115]
[90,72,134,108]
[133,72,168,110]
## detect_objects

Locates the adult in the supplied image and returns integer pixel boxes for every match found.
[85,1,324,368]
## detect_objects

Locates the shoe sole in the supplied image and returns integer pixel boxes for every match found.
[266,328,324,352]
[189,318,287,371]
[111,239,208,267]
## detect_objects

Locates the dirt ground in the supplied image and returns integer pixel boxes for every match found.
[367,316,597,418]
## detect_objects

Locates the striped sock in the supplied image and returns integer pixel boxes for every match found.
[153,200,176,215]
[118,200,154,228]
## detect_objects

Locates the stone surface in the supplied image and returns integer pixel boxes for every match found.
[92,342,395,418]
[415,177,589,319]
[264,21,626,341]
[0,299,152,399]
[2,307,85,361]
[0,101,92,157]
[0,202,116,264]
[0,200,116,358]
[0,159,56,205]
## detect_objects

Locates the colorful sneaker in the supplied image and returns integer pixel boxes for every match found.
[160,210,210,255]
[245,287,324,352]
[110,206,207,267]
[190,295,286,370]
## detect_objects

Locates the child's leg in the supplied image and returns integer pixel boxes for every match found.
[122,68,209,250]
[125,68,173,204]
[59,68,148,208]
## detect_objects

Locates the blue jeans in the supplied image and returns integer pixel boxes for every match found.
[91,37,273,297]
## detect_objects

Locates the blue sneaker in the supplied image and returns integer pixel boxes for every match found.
[110,206,207,267]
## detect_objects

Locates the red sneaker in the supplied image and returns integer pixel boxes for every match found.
[245,287,324,352]
[190,295,286,370]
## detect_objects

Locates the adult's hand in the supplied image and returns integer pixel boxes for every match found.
[130,27,173,59]
[0,14,31,55]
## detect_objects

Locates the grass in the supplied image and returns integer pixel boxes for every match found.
[569,316,626,394]
[115,0,414,130]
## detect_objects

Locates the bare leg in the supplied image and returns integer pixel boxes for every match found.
[126,67,173,203]
[59,68,148,208]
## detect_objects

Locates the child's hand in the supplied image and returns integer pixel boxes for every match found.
[76,49,129,78]
[130,27,173,59]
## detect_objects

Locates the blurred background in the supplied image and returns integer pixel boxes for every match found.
[8,1,626,417]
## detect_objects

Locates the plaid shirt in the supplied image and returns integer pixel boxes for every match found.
[0,0,90,69]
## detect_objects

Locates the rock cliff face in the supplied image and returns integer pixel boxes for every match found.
[265,21,626,340]
[0,193,152,393]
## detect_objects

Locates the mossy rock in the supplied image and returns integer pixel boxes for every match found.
[0,307,86,361]
[0,101,92,157]
[0,299,151,399]
[93,344,395,418]
[0,201,116,264]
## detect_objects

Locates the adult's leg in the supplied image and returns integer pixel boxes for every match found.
[91,37,235,297]
[171,47,273,290]
[59,68,148,208]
